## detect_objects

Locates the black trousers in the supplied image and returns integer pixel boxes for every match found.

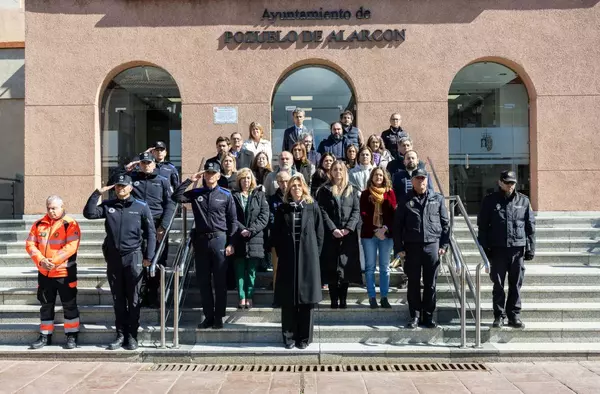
[489,247,525,320]
[281,304,314,346]
[327,271,349,303]
[37,273,79,334]
[105,249,144,337]
[404,242,440,321]
[141,219,169,304]
[194,232,228,322]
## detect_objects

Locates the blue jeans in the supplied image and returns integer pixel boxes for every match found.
[362,236,393,298]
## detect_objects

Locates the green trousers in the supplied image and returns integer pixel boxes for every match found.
[235,257,259,300]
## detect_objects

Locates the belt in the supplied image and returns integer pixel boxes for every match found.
[197,231,225,239]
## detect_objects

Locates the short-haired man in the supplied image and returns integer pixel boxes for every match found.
[317,122,350,161]
[301,133,321,168]
[392,150,434,202]
[229,132,254,169]
[282,108,309,152]
[207,136,232,171]
[386,137,425,177]
[381,112,409,160]
[26,195,81,349]
[264,151,297,197]
[340,110,363,147]
[477,170,536,329]
[394,169,449,329]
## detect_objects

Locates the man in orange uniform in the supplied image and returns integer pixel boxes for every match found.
[25,195,81,349]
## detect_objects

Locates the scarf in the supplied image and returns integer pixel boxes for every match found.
[368,186,386,228]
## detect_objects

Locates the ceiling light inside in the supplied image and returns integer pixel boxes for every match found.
[290,96,313,101]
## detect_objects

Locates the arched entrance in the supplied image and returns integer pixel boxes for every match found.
[448,62,530,214]
[271,65,356,160]
[100,65,182,183]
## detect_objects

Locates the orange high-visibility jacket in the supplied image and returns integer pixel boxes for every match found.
[25,214,81,279]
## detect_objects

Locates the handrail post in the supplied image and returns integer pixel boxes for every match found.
[182,206,188,243]
[475,265,482,348]
[460,262,467,348]
[159,267,166,349]
[173,266,180,348]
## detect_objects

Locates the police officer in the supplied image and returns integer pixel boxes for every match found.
[172,161,237,329]
[83,175,156,350]
[477,170,535,329]
[122,152,175,307]
[393,168,449,329]
[26,195,81,349]
[124,141,180,189]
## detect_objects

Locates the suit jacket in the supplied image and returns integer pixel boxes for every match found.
[282,125,309,152]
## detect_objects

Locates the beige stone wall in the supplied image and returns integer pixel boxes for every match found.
[23,0,600,214]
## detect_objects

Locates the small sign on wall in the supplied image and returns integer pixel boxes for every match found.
[213,106,238,124]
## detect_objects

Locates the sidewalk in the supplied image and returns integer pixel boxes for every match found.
[0,360,598,393]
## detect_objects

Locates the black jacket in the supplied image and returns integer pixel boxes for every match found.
[316,184,362,284]
[267,189,285,248]
[311,171,329,198]
[381,127,409,160]
[282,125,309,152]
[477,190,536,254]
[317,134,350,161]
[393,190,450,254]
[386,158,425,178]
[231,149,255,170]
[232,189,269,259]
[392,170,434,204]
[273,201,324,306]
[83,192,156,260]
[293,161,313,188]
[172,179,237,240]
[219,173,238,191]
[156,161,180,189]
[127,170,175,229]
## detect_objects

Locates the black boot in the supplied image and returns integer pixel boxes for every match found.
[64,333,78,349]
[339,283,348,309]
[107,333,125,350]
[30,334,52,349]
[329,283,339,309]
[125,334,138,350]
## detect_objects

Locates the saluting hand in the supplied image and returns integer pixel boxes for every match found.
[97,184,115,194]
[125,161,140,172]
[190,171,205,182]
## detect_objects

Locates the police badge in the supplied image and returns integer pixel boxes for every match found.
[410,201,414,207]
[108,207,116,213]
[134,181,140,186]
[496,203,501,210]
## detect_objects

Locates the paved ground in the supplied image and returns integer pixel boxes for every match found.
[0,361,599,393]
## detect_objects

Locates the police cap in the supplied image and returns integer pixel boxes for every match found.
[500,170,517,183]
[115,174,132,186]
[204,161,221,173]
[411,168,428,179]
[153,141,167,150]
[139,152,155,163]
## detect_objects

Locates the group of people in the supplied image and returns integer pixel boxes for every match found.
[24,110,535,351]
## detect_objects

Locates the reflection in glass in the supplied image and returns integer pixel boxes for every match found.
[100,66,182,183]
[448,62,530,214]
[272,66,356,163]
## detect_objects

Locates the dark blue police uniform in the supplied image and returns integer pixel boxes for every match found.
[83,174,156,349]
[393,169,450,328]
[477,170,535,328]
[172,161,237,329]
[156,161,180,189]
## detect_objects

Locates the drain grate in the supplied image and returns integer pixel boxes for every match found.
[149,363,489,373]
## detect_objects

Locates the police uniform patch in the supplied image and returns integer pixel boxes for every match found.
[134,181,140,186]
[197,196,204,202]
[496,203,501,210]
[108,208,116,213]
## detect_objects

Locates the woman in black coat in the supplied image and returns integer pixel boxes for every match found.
[273,173,324,349]
[310,152,335,197]
[232,168,269,309]
[316,160,362,309]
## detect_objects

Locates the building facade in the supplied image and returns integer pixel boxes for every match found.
[22,0,600,214]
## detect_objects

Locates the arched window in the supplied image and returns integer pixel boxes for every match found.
[272,65,356,161]
[100,66,182,183]
[448,62,530,214]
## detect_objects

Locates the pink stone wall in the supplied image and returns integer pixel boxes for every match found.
[24,0,600,213]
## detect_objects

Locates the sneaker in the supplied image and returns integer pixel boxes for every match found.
[380,297,392,309]
[64,334,77,350]
[30,334,52,350]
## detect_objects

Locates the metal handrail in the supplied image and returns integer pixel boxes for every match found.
[172,227,195,348]
[427,157,491,348]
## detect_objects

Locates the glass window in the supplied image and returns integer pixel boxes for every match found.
[272,66,356,162]
[100,66,182,183]
[448,62,530,214]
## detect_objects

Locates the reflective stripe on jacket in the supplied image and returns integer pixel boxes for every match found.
[25,214,81,278]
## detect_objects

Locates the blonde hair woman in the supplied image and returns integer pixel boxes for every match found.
[242,122,272,162]
[272,174,324,349]
[232,168,269,310]
[316,161,361,309]
[218,153,238,191]
[367,134,392,169]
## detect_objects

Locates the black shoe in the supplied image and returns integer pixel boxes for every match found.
[107,333,124,350]
[330,300,339,309]
[212,319,224,329]
[421,320,438,329]
[369,297,379,309]
[492,317,505,328]
[339,300,347,309]
[406,318,419,329]
[284,343,295,349]
[507,318,525,329]
[380,297,392,309]
[64,334,77,350]
[30,334,52,349]
[198,319,214,329]
[296,342,308,349]
[271,301,280,308]
[125,335,138,351]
